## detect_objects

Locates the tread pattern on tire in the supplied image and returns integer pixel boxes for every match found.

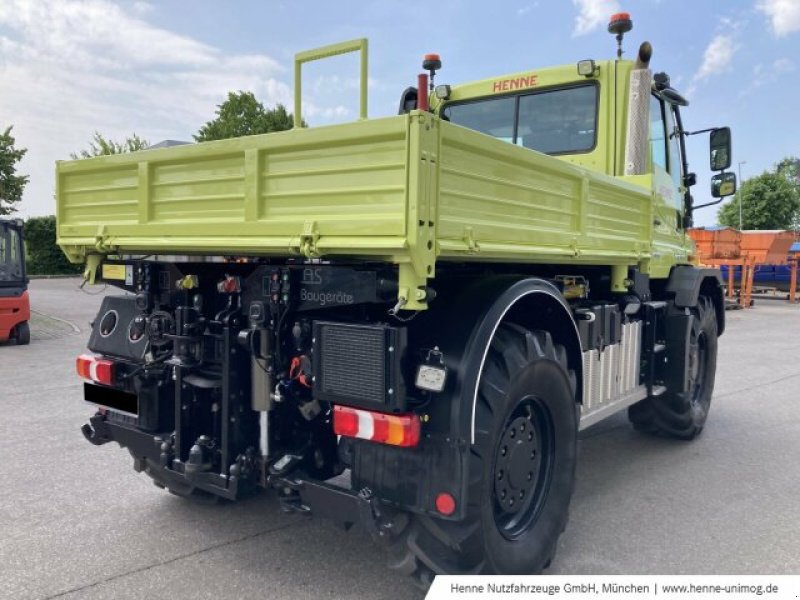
[14,321,30,345]
[384,323,575,589]
[628,296,718,440]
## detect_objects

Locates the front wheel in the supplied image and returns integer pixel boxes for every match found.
[628,296,718,439]
[385,323,578,586]
[14,321,30,345]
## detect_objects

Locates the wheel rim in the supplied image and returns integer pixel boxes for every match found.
[492,396,554,540]
[688,329,708,406]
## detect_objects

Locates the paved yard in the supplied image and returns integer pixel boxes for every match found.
[1,278,798,599]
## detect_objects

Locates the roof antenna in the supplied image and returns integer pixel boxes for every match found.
[608,12,633,59]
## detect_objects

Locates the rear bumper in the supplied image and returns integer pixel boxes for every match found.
[81,412,396,535]
[81,412,246,501]
[0,290,30,341]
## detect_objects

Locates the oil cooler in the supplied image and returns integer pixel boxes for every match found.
[312,321,407,412]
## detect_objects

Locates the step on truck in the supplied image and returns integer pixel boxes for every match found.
[58,14,736,586]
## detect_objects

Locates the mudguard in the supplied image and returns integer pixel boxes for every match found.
[665,265,725,335]
[347,276,582,521]
[413,276,582,445]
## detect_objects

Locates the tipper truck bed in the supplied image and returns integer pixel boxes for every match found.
[59,111,654,310]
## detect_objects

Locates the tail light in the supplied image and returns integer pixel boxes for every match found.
[76,354,115,386]
[333,405,420,448]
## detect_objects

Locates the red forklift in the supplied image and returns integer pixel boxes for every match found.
[0,218,30,345]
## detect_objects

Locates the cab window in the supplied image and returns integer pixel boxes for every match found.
[441,96,516,142]
[650,95,668,170]
[0,227,23,282]
[442,83,598,155]
[666,105,683,188]
[516,85,597,153]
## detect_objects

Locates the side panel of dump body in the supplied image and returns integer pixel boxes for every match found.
[435,120,652,267]
[57,116,415,260]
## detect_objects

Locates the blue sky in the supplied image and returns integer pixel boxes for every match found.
[1,0,798,226]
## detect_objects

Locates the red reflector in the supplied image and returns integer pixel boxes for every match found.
[424,53,440,62]
[610,11,631,21]
[93,359,114,385]
[333,405,420,448]
[435,492,456,516]
[76,354,114,386]
[333,406,359,437]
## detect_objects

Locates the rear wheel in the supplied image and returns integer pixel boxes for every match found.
[628,296,718,439]
[14,321,30,345]
[385,323,578,587]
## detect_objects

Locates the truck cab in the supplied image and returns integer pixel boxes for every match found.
[428,51,728,279]
[0,218,30,345]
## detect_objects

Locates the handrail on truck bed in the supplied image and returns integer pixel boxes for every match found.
[293,38,369,128]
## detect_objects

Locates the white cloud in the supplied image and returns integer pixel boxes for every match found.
[773,57,795,72]
[572,0,621,37]
[305,104,351,119]
[517,3,539,17]
[757,0,800,37]
[693,34,738,82]
[741,57,796,96]
[0,0,345,217]
[0,1,241,70]
[131,1,154,15]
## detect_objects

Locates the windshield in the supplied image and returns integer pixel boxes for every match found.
[442,83,598,155]
[0,224,24,284]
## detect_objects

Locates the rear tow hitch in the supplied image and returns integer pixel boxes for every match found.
[81,413,112,446]
[270,474,399,541]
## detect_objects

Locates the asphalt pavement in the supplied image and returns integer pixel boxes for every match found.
[1,278,798,600]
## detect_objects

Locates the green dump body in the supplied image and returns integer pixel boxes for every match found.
[57,109,673,307]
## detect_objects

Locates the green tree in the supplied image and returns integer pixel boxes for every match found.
[776,156,800,187]
[0,126,29,215]
[195,92,297,141]
[24,216,82,275]
[718,171,800,230]
[71,132,149,159]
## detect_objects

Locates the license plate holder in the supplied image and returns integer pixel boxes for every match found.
[84,382,138,416]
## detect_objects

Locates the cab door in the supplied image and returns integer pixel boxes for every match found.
[649,95,688,272]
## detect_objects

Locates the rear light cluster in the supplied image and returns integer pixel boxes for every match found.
[333,405,420,448]
[76,354,115,386]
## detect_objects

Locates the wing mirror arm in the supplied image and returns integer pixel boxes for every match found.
[692,198,724,210]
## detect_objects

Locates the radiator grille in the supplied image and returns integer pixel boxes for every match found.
[318,325,386,403]
[312,321,406,411]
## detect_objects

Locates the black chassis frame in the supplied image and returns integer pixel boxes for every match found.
[80,259,724,533]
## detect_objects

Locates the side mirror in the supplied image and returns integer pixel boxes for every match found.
[397,86,419,114]
[711,172,737,198]
[709,127,732,171]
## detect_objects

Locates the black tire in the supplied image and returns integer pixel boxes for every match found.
[14,321,30,345]
[385,323,578,587]
[628,296,718,439]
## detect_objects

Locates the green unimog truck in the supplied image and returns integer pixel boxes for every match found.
[58,15,736,586]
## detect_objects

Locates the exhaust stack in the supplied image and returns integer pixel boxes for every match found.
[624,41,653,176]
